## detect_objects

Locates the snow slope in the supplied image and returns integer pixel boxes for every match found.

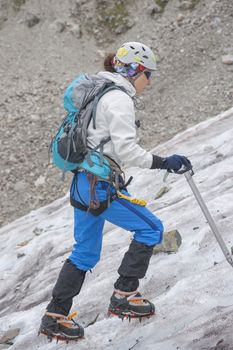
[0,107,233,350]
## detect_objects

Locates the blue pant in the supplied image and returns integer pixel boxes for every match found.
[69,172,164,271]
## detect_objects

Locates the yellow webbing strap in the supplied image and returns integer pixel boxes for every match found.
[45,311,78,320]
[117,191,147,206]
[67,312,78,320]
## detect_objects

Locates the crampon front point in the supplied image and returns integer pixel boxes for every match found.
[108,307,155,322]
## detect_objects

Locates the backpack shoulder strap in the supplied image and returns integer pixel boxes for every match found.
[85,83,129,169]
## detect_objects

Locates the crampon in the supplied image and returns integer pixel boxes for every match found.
[108,290,155,322]
[38,312,84,343]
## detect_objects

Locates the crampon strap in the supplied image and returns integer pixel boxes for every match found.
[45,312,79,325]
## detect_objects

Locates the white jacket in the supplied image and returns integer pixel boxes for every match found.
[87,71,153,169]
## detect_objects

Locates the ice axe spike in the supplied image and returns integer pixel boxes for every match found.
[164,168,233,268]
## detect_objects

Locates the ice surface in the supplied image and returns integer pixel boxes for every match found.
[0,108,233,350]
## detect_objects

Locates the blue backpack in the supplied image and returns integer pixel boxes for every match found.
[50,74,125,180]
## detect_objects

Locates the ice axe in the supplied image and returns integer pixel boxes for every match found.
[163,166,233,268]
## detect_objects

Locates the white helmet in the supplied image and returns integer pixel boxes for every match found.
[115,42,157,71]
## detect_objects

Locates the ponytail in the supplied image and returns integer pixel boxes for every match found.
[104,53,116,72]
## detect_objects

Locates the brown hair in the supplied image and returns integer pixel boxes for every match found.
[104,53,116,72]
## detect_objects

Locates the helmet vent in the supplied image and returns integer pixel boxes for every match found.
[130,46,135,49]
[143,55,148,59]
[142,46,146,51]
[135,51,140,54]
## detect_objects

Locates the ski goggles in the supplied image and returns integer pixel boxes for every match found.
[130,64,152,80]
[112,58,152,79]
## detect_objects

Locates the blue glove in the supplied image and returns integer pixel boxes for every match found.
[162,154,192,171]
[151,154,192,172]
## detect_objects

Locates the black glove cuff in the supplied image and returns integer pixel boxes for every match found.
[150,155,166,169]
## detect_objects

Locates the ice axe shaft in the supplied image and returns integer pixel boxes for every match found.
[184,171,233,267]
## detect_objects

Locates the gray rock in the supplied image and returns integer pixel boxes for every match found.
[177,13,185,23]
[223,47,233,55]
[210,16,221,29]
[17,253,25,258]
[0,1,8,29]
[0,328,20,345]
[14,181,28,192]
[52,20,66,33]
[178,0,199,11]
[34,175,46,187]
[222,54,233,65]
[33,227,43,235]
[115,18,135,35]
[76,0,88,4]
[154,186,170,199]
[17,239,30,247]
[150,5,163,16]
[69,24,82,38]
[153,230,182,254]
[24,13,40,28]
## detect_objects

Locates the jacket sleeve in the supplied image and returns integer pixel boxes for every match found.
[104,90,153,169]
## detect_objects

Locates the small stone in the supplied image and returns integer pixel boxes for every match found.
[154,186,170,200]
[150,5,163,16]
[54,20,66,33]
[33,227,43,235]
[14,181,28,192]
[178,0,199,11]
[203,145,214,152]
[9,154,17,162]
[69,24,82,38]
[76,0,88,5]
[216,152,224,158]
[34,175,46,187]
[0,328,20,344]
[210,16,221,29]
[177,13,185,22]
[126,18,135,29]
[153,230,182,254]
[17,240,30,247]
[30,114,40,122]
[17,253,25,258]
[222,54,233,65]
[24,13,40,28]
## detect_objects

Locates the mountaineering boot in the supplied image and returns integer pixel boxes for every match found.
[110,240,155,319]
[39,312,84,342]
[39,259,86,341]
[108,290,155,319]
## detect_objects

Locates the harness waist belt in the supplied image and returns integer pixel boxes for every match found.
[70,194,117,216]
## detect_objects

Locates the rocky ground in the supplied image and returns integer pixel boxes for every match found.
[0,0,233,227]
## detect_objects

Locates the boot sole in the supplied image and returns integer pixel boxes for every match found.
[108,308,155,320]
[38,327,84,343]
